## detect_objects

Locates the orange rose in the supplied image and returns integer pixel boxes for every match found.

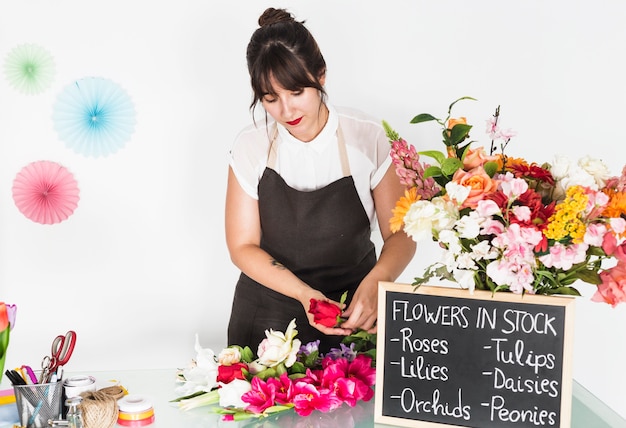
[463,146,499,169]
[447,117,467,130]
[450,166,499,209]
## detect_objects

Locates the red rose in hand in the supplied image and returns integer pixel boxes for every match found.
[308,299,342,327]
[217,362,248,384]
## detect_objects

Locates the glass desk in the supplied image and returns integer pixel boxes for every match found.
[2,369,625,427]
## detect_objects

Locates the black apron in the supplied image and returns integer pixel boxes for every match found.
[227,125,376,352]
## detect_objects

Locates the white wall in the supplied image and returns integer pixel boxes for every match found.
[1,0,625,419]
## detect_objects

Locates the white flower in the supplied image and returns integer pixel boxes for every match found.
[452,268,477,292]
[470,240,498,261]
[445,181,471,205]
[247,360,268,375]
[578,155,611,188]
[438,229,462,254]
[175,334,219,396]
[456,252,477,270]
[218,379,252,408]
[404,197,458,242]
[255,318,301,369]
[454,212,482,239]
[218,347,241,366]
[551,155,609,196]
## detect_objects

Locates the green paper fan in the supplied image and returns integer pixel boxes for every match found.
[3,43,56,95]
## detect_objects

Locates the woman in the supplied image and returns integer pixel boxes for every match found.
[225,7,416,352]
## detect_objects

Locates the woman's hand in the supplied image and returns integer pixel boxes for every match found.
[340,276,378,333]
[298,288,353,336]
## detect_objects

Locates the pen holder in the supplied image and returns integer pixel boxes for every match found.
[13,381,63,428]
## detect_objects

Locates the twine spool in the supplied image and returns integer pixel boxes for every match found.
[98,385,127,400]
[79,390,118,428]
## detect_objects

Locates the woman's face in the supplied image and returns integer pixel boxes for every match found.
[261,76,327,142]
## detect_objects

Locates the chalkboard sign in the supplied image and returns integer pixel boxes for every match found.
[375,282,575,428]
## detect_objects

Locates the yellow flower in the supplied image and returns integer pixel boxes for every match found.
[544,185,588,243]
[390,187,420,233]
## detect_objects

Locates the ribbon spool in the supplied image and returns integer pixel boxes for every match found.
[117,395,155,427]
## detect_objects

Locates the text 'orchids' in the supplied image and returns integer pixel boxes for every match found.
[385,97,626,306]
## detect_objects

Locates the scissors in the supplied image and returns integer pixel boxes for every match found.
[41,330,76,383]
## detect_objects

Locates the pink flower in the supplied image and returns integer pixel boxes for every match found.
[486,259,535,293]
[480,219,505,236]
[583,223,608,247]
[500,176,529,200]
[592,262,626,307]
[390,138,439,199]
[268,373,294,405]
[539,242,589,271]
[292,381,341,416]
[241,377,276,414]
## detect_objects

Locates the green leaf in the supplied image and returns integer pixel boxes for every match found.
[410,113,439,124]
[0,328,9,358]
[448,124,473,146]
[448,96,477,114]
[546,287,582,296]
[290,361,306,374]
[440,157,463,177]
[574,269,602,285]
[587,246,607,257]
[339,291,348,305]
[422,165,442,179]
[483,161,499,177]
[418,150,446,164]
[240,346,255,363]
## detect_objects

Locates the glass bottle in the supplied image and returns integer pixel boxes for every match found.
[65,396,84,428]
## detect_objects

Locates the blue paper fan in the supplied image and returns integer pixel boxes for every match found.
[52,77,136,157]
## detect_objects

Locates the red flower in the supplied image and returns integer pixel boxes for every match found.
[508,162,555,185]
[217,362,248,384]
[308,299,342,327]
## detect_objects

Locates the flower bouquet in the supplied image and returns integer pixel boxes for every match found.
[172,314,376,421]
[385,97,626,306]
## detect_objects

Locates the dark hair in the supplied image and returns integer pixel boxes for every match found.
[246,8,327,112]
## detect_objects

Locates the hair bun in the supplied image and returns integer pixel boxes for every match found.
[258,8,295,27]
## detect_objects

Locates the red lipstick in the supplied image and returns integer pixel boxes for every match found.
[286,117,302,126]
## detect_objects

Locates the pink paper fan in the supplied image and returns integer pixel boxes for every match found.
[12,161,80,224]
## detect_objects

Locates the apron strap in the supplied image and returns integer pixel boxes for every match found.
[267,124,279,169]
[266,121,351,177]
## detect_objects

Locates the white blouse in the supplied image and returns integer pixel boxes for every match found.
[228,104,392,229]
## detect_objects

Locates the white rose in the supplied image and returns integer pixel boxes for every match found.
[256,318,301,368]
[218,347,241,366]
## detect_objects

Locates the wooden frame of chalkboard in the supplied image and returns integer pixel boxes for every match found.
[375,282,575,428]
